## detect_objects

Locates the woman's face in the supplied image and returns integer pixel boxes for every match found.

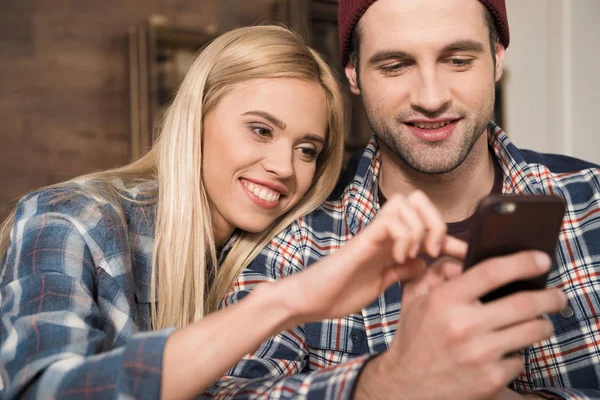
[202,78,329,244]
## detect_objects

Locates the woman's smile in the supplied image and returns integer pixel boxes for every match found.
[240,177,284,209]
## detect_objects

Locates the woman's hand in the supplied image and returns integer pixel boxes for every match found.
[276,190,468,323]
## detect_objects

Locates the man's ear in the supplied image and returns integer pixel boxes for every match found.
[344,62,361,95]
[494,43,506,83]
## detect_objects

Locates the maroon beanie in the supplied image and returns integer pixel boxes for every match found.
[338,0,510,66]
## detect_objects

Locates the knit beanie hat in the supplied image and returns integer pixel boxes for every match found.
[338,0,510,66]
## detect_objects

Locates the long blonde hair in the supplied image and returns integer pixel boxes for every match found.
[0,25,345,330]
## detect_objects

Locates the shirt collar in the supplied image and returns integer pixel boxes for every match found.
[487,122,546,195]
[344,123,544,234]
[344,136,382,236]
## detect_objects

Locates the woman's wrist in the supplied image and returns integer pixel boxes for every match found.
[249,281,300,335]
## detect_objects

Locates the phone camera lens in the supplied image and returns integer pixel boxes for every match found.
[495,202,517,214]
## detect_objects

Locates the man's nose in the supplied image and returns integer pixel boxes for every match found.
[411,67,452,115]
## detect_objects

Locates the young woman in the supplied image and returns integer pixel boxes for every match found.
[0,26,465,399]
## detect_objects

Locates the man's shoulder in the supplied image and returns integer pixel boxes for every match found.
[518,149,600,208]
[520,149,600,174]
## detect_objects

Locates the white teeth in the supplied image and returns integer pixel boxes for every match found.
[242,180,281,202]
[416,121,448,129]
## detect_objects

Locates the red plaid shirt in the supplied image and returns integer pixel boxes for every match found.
[206,124,600,399]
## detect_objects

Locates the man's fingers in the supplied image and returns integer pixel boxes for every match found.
[495,355,526,388]
[484,318,555,357]
[478,288,567,331]
[444,251,552,302]
[403,258,462,302]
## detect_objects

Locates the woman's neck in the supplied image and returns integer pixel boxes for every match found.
[209,204,235,247]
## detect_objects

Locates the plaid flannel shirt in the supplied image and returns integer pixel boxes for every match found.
[0,182,176,399]
[206,124,600,399]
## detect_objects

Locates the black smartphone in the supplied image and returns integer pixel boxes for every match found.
[463,194,566,302]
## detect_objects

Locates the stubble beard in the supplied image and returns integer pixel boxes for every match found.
[364,97,495,175]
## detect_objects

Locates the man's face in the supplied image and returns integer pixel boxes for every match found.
[345,0,504,174]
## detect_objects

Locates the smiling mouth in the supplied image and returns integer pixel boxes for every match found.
[240,179,282,203]
[406,120,458,129]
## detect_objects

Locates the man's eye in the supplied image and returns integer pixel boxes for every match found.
[380,63,409,73]
[447,58,474,69]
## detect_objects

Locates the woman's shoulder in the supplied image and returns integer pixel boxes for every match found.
[12,178,157,242]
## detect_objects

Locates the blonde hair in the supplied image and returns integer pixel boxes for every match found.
[0,25,344,330]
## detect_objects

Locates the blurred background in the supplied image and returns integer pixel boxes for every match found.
[1,0,599,222]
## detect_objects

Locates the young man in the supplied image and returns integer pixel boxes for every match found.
[206,0,600,398]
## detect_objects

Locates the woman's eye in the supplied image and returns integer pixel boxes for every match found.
[251,126,272,138]
[297,146,319,161]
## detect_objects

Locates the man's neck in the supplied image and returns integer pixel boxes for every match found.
[378,134,495,223]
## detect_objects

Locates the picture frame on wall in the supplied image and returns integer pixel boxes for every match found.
[128,16,217,161]
[128,0,285,161]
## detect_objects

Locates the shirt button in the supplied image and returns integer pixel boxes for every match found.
[350,332,360,344]
[560,305,574,319]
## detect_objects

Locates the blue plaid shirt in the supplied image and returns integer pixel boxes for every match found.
[0,182,176,399]
[206,124,600,399]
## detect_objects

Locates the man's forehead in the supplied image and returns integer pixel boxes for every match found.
[358,0,488,49]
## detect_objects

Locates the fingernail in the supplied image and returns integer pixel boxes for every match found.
[534,252,551,270]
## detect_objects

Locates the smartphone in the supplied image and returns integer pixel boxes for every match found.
[463,194,566,302]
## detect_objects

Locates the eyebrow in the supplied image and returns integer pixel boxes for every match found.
[243,110,286,130]
[367,50,411,66]
[302,134,326,147]
[243,110,326,146]
[367,39,486,66]
[440,40,485,55]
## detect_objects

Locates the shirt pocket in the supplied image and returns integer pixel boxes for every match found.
[304,314,368,370]
[521,259,600,389]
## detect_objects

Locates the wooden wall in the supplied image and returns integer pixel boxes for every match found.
[0,0,220,221]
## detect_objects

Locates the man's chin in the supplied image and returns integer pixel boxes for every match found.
[408,163,463,175]
[392,147,466,175]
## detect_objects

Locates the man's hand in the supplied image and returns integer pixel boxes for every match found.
[401,256,463,306]
[354,251,567,400]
